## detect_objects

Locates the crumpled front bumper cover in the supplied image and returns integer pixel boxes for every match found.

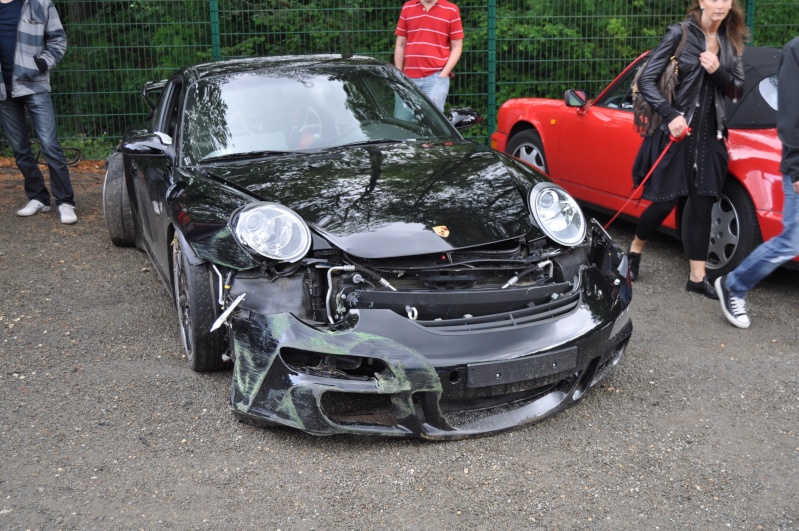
[228,224,633,440]
[230,303,631,440]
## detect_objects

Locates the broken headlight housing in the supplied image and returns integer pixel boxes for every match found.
[529,183,586,246]
[233,202,311,262]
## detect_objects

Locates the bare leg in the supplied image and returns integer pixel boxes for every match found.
[689,259,707,282]
[629,236,646,254]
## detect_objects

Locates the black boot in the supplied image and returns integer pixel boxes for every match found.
[628,252,641,281]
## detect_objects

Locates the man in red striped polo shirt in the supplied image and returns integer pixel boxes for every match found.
[394,0,464,111]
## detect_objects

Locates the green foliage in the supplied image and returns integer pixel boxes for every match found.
[49,0,798,156]
[750,1,799,47]
[0,133,116,162]
[69,134,119,161]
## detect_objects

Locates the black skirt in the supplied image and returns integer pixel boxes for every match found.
[632,128,688,202]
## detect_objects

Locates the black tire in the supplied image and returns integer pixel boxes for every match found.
[682,180,762,277]
[506,129,548,173]
[172,234,226,372]
[102,151,136,247]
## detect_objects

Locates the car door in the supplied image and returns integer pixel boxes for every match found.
[555,63,647,213]
[129,76,183,280]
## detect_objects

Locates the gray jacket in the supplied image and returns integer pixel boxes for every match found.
[0,0,67,101]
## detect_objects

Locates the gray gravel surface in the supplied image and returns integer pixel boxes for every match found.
[2,163,799,530]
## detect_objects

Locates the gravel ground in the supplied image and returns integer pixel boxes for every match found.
[1,161,799,530]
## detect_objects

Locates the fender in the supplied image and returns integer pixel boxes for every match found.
[173,228,205,267]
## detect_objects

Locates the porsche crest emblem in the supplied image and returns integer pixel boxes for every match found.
[433,225,450,238]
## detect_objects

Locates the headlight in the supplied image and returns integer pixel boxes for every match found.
[232,202,311,262]
[529,183,586,246]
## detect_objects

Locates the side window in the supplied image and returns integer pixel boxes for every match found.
[151,79,183,138]
[758,75,778,111]
[150,90,168,130]
[595,64,642,111]
[165,81,182,139]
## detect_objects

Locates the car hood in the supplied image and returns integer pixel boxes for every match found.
[203,141,540,258]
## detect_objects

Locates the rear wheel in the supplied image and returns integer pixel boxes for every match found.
[506,129,548,173]
[682,180,762,277]
[102,151,136,247]
[172,234,226,372]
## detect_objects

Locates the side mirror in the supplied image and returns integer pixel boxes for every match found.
[447,107,482,130]
[564,90,587,108]
[122,132,173,156]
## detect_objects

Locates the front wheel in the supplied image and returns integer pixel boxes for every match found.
[682,180,762,277]
[172,234,226,372]
[506,129,548,174]
[102,151,136,247]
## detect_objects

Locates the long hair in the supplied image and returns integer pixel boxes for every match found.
[687,0,748,54]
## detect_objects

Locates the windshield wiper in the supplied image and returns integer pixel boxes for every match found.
[342,139,406,148]
[201,150,307,163]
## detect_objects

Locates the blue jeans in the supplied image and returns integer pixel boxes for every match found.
[726,175,799,297]
[0,91,74,207]
[411,72,450,111]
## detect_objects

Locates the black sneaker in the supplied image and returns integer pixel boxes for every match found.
[714,275,750,329]
[685,276,718,299]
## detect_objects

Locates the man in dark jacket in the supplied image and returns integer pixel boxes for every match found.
[0,0,75,224]
[715,36,799,328]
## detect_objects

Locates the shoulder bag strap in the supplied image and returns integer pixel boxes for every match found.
[674,21,689,60]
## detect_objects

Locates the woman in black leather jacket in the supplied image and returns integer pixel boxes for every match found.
[627,0,746,299]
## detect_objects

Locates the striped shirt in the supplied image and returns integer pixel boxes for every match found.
[395,0,464,78]
[0,0,66,101]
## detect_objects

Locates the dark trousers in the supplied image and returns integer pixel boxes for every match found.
[0,91,74,207]
[635,188,716,261]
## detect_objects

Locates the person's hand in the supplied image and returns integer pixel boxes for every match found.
[34,57,47,73]
[667,115,689,139]
[699,51,719,74]
[793,179,799,194]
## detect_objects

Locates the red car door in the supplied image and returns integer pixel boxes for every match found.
[556,103,643,207]
[552,60,650,218]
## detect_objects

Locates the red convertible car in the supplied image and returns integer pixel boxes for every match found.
[491,46,795,276]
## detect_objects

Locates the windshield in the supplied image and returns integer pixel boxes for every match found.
[181,65,456,164]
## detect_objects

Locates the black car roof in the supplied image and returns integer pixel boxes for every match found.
[725,45,781,129]
[178,54,388,84]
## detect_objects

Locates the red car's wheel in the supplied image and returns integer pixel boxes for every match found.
[506,130,548,173]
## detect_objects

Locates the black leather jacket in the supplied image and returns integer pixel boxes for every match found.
[639,17,745,138]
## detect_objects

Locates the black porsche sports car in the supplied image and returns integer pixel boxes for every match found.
[103,55,633,439]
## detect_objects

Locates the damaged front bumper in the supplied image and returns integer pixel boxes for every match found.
[228,220,633,440]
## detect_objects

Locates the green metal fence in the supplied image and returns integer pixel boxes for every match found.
[45,1,799,159]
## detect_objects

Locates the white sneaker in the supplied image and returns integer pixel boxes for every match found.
[58,204,78,224]
[17,199,51,217]
[714,275,750,329]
